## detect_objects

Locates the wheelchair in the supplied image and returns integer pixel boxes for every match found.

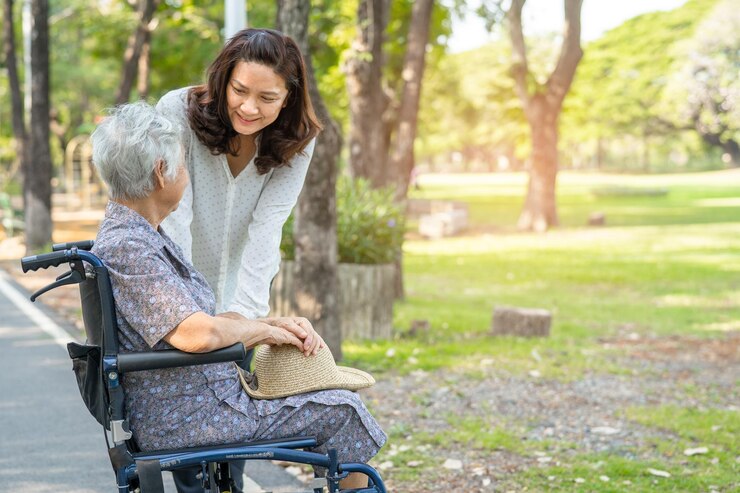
[21,240,387,493]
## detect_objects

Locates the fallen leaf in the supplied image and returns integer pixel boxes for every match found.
[647,468,671,478]
[406,460,423,467]
[574,477,585,484]
[683,447,709,456]
[592,426,620,435]
[443,458,463,470]
[378,461,394,470]
[599,475,610,482]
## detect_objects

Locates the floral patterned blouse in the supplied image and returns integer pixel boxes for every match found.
[92,202,386,457]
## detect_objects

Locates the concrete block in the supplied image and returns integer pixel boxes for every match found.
[491,306,551,338]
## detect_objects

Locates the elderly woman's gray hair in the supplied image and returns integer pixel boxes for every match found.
[92,101,184,200]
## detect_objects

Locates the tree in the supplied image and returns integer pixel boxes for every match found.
[277,0,344,359]
[561,0,719,171]
[24,0,53,251]
[664,0,739,166]
[345,0,390,189]
[115,0,161,105]
[389,0,434,200]
[508,0,583,231]
[2,0,28,186]
[345,0,444,195]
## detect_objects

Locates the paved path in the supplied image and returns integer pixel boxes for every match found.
[0,270,307,493]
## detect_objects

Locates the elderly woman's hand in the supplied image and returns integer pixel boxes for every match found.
[260,317,326,356]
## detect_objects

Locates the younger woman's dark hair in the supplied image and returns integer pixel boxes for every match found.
[187,28,322,174]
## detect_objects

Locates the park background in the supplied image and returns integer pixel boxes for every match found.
[1,0,738,491]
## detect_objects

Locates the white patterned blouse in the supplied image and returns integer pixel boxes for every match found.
[157,88,315,318]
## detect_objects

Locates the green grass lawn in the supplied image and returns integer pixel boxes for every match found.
[344,169,739,491]
[345,169,740,376]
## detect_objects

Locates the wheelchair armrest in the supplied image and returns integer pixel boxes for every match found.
[117,342,246,373]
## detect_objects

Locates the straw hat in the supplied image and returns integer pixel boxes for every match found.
[237,344,375,400]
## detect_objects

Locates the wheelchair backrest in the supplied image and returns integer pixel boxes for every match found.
[80,278,105,346]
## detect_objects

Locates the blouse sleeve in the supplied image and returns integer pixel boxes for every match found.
[227,138,316,319]
[157,89,195,262]
[104,241,202,348]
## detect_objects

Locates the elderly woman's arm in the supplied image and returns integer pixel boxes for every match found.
[162,311,305,354]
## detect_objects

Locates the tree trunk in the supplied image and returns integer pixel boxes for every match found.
[25,0,52,252]
[517,96,559,232]
[115,0,159,105]
[136,28,152,100]
[508,0,582,231]
[277,0,343,360]
[697,126,740,168]
[390,0,434,201]
[595,137,604,169]
[345,0,390,189]
[642,131,650,172]
[722,139,740,167]
[386,0,434,299]
[3,0,29,181]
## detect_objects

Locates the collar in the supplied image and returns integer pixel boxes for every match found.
[104,201,166,251]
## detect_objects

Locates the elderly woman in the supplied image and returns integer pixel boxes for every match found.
[90,102,385,489]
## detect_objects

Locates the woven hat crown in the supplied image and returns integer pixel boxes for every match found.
[239,344,375,399]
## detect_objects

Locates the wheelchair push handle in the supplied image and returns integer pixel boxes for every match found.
[21,250,77,273]
[53,240,94,251]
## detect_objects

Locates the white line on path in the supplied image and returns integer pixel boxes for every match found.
[0,268,74,348]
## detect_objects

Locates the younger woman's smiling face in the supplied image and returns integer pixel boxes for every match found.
[226,61,289,137]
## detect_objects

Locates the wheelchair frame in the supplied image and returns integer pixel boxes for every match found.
[21,241,387,493]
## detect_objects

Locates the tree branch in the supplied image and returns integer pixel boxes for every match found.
[508,0,530,108]
[546,0,583,106]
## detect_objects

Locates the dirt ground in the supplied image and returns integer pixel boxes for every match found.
[362,333,738,491]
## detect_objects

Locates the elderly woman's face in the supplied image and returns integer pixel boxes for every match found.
[226,61,289,137]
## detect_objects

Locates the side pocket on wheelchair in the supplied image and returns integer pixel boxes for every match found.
[67,342,109,428]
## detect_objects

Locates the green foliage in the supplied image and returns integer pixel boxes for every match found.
[305,0,453,132]
[661,0,740,151]
[564,0,718,138]
[281,177,404,264]
[560,0,727,170]
[417,34,560,167]
[415,0,732,173]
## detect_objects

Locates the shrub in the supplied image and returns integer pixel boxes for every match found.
[281,177,405,264]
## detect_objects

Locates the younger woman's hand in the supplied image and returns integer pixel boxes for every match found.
[260,317,326,356]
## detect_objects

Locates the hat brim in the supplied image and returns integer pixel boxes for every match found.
[239,365,375,400]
